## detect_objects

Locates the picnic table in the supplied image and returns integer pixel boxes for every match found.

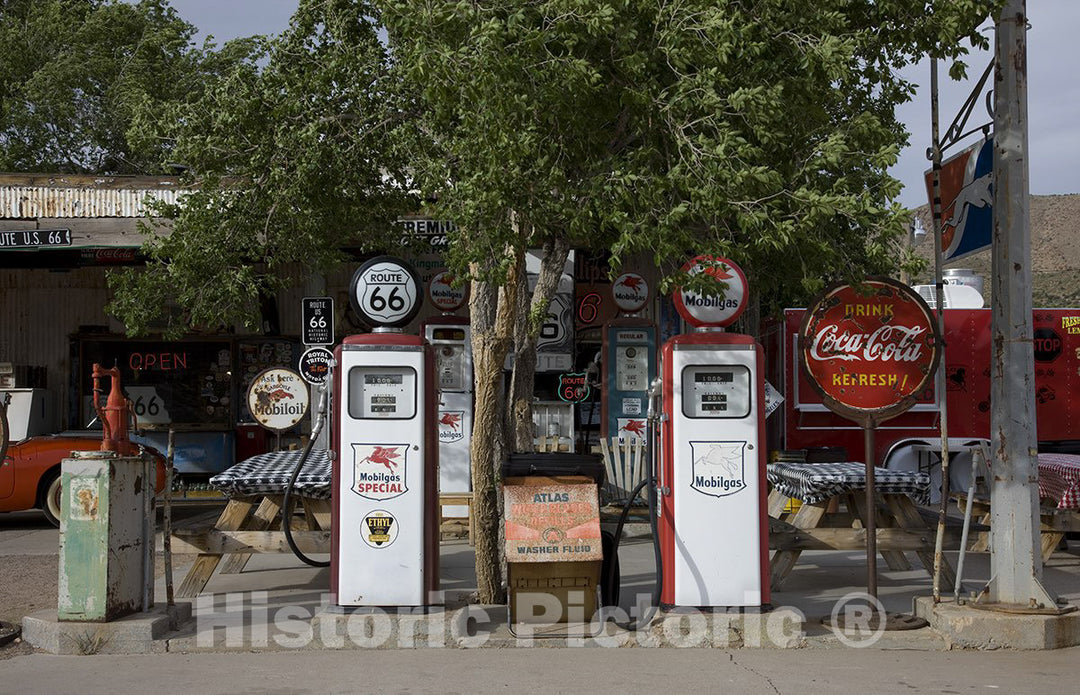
[767,462,960,591]
[1037,453,1080,510]
[169,449,477,597]
[170,450,333,598]
[959,452,1080,561]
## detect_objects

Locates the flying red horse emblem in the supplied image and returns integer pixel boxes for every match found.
[703,262,734,281]
[617,275,644,292]
[439,412,462,430]
[360,446,401,472]
[620,419,647,437]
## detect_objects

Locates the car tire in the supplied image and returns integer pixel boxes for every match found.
[40,470,62,528]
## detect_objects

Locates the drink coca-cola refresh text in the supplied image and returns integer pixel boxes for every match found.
[810,324,927,363]
[800,279,940,418]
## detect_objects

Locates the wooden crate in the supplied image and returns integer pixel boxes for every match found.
[508,560,601,624]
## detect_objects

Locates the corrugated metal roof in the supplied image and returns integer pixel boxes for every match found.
[0,185,182,218]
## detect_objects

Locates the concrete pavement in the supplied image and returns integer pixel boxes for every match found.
[3,645,1080,694]
[5,508,1079,653]
[0,511,59,555]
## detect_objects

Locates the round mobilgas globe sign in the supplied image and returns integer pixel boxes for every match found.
[246,367,309,431]
[612,272,650,313]
[672,255,749,328]
[428,270,468,312]
[349,256,422,328]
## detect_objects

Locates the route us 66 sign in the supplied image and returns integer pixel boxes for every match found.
[349,256,423,328]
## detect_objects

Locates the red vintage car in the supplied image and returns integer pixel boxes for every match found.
[1,432,167,527]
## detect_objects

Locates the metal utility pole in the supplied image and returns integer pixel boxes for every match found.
[988,0,1056,608]
[928,57,951,604]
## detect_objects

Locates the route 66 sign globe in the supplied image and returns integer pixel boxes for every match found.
[349,256,423,328]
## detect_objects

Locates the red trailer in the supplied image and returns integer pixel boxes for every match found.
[781,307,1080,499]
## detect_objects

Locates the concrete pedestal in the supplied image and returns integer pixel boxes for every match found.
[914,596,1080,650]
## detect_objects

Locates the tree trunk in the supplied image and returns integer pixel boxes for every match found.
[508,236,571,452]
[467,250,521,605]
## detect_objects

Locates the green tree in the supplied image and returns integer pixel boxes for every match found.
[380,0,998,603]
[0,0,240,174]
[108,0,416,336]
[102,0,1000,609]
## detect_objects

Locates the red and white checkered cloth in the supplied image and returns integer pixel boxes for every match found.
[1037,453,1080,510]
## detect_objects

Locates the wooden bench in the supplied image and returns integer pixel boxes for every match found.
[439,492,475,546]
[952,493,1080,562]
[167,494,332,599]
[768,488,960,591]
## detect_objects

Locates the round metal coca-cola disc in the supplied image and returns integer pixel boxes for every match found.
[799,277,941,426]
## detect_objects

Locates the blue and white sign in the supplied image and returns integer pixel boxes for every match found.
[925,136,993,261]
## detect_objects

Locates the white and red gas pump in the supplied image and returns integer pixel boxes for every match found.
[601,272,657,455]
[421,271,473,516]
[657,256,769,609]
[331,256,440,607]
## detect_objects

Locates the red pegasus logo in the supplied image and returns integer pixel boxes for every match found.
[620,419,647,437]
[361,446,401,472]
[617,275,644,292]
[703,262,734,281]
[439,412,462,430]
[268,388,294,401]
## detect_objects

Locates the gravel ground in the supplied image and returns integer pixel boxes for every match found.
[0,555,58,626]
[0,552,196,660]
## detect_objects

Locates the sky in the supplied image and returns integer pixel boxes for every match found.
[169,0,1080,209]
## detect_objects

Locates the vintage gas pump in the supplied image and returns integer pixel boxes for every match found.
[421,271,473,514]
[331,257,440,607]
[58,365,156,621]
[601,272,657,460]
[657,256,769,609]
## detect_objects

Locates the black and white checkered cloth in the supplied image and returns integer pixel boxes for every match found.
[767,462,931,506]
[210,449,333,500]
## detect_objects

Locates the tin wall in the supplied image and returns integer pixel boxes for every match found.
[0,267,118,431]
[0,183,180,219]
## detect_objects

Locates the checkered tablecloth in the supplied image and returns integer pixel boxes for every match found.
[767,462,932,506]
[210,449,332,500]
[1037,453,1080,510]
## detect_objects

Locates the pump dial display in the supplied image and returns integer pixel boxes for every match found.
[349,367,417,419]
[616,345,649,392]
[681,365,751,418]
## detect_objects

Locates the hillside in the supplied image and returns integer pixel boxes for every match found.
[910,193,1080,307]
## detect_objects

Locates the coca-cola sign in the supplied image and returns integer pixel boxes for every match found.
[799,278,940,423]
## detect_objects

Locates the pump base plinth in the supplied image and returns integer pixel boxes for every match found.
[22,603,192,655]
